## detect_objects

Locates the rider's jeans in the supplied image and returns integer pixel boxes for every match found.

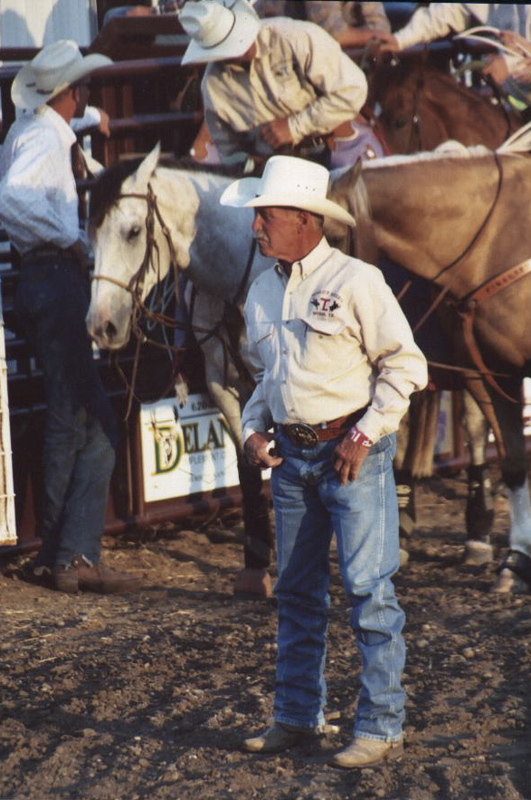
[15,255,118,568]
[271,430,405,742]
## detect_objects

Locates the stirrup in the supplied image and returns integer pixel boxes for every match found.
[499,550,531,587]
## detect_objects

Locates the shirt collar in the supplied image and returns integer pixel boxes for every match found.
[37,104,77,148]
[274,237,332,280]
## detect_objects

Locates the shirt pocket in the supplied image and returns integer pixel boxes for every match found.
[300,316,346,372]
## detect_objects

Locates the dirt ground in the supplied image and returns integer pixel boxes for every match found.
[1,467,531,800]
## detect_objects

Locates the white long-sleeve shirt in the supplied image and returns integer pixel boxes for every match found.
[0,105,79,255]
[242,237,428,444]
[202,16,368,161]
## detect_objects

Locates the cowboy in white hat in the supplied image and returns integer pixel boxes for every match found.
[0,42,143,596]
[221,155,427,768]
[11,39,113,138]
[11,39,111,111]
[179,0,377,168]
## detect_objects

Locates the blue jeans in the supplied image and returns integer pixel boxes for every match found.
[15,254,118,568]
[271,430,405,742]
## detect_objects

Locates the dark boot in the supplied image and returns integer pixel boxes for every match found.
[235,458,275,598]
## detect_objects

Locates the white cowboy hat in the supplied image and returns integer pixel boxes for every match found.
[220,155,356,227]
[180,0,260,65]
[11,40,112,111]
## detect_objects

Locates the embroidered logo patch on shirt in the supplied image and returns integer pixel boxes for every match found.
[309,290,341,317]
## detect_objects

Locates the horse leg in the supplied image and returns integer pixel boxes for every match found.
[487,385,531,593]
[465,376,531,592]
[394,389,440,564]
[191,291,274,598]
[394,412,416,566]
[462,390,495,565]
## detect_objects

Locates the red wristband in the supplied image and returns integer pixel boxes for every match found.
[348,426,373,448]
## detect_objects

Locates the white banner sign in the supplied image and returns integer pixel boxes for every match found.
[140,393,241,502]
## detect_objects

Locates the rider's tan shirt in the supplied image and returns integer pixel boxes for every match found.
[202,16,368,161]
[242,238,428,444]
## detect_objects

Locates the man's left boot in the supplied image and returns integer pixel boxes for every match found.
[330,737,404,769]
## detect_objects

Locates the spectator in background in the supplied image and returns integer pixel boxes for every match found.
[102,0,181,26]
[254,1,391,48]
[180,0,383,169]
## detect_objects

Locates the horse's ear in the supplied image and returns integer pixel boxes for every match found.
[134,142,161,187]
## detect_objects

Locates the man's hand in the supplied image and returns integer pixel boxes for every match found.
[500,30,531,57]
[244,432,284,470]
[96,108,111,138]
[482,54,509,85]
[259,117,294,150]
[333,428,372,485]
[71,238,92,272]
[377,34,400,54]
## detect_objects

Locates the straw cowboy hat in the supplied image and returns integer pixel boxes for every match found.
[220,155,357,227]
[180,0,260,65]
[11,40,112,111]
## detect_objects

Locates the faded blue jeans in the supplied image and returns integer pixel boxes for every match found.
[15,253,118,568]
[271,430,405,742]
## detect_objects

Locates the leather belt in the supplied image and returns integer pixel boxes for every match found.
[20,245,77,267]
[277,406,368,448]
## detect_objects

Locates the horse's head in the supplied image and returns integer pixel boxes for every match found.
[366,53,428,155]
[368,51,520,155]
[86,143,175,350]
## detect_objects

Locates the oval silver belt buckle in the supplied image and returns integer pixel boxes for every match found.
[285,422,319,448]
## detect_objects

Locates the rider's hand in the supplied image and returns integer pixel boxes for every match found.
[500,30,531,57]
[96,108,111,138]
[482,54,510,85]
[376,34,400,54]
[333,427,373,485]
[259,118,294,150]
[512,57,531,83]
[71,238,93,272]
[244,432,283,470]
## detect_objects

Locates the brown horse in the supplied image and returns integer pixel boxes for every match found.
[364,50,524,558]
[331,137,531,591]
[367,50,522,154]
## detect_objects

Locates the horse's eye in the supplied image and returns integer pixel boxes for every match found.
[393,118,407,130]
[127,225,141,242]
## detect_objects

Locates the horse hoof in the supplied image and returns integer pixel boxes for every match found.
[233,568,274,600]
[490,568,530,594]
[463,540,494,566]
